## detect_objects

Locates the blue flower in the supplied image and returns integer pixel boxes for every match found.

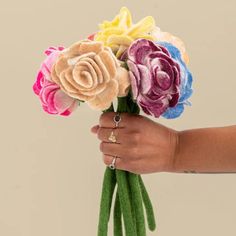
[157,41,193,119]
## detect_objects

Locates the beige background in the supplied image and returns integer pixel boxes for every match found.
[0,0,236,235]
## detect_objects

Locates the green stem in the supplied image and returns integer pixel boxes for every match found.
[97,167,117,236]
[116,97,137,235]
[127,172,137,232]
[128,173,146,236]
[116,170,136,235]
[113,187,123,236]
[97,103,116,236]
[138,176,156,231]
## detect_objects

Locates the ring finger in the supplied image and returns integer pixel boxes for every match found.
[103,154,128,171]
[97,127,126,144]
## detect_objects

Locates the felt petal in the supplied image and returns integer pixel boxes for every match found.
[55,55,68,76]
[73,63,93,88]
[42,50,61,73]
[51,64,61,85]
[67,52,96,66]
[87,79,118,110]
[42,105,57,115]
[107,35,133,47]
[81,57,103,84]
[97,50,117,79]
[127,16,155,38]
[68,92,94,101]
[44,46,64,56]
[60,99,78,116]
[155,71,172,90]
[76,60,98,88]
[129,71,138,100]
[169,92,180,107]
[94,54,110,83]
[33,71,44,95]
[59,69,78,94]
[161,103,184,119]
[66,41,82,57]
[39,84,58,105]
[79,41,104,55]
[128,39,158,64]
[137,64,152,94]
[53,90,78,114]
[127,60,141,86]
[116,67,130,97]
[65,68,94,92]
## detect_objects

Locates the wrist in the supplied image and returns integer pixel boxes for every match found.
[166,129,181,173]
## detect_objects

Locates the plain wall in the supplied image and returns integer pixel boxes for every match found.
[0,0,236,235]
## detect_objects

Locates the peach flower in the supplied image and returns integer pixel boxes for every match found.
[50,40,130,110]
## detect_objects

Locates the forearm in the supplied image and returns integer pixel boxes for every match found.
[172,125,236,173]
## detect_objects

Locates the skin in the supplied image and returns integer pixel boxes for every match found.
[91,112,236,174]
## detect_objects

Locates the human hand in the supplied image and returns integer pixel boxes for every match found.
[91,112,179,174]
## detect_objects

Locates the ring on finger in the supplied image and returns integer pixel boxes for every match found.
[109,156,117,170]
[108,130,117,143]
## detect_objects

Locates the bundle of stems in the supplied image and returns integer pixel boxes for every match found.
[97,92,156,236]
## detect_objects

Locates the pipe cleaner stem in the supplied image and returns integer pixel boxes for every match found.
[138,175,156,231]
[113,187,123,236]
[116,97,137,235]
[127,173,137,231]
[128,173,146,236]
[116,170,136,236]
[97,103,117,236]
[97,167,117,236]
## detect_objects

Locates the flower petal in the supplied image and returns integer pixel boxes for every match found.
[87,79,118,110]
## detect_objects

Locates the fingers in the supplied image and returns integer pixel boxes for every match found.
[99,112,134,128]
[102,154,143,174]
[102,154,128,171]
[99,141,139,161]
[100,142,126,159]
[97,127,126,144]
[90,125,99,134]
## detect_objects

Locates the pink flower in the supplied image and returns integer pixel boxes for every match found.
[33,47,78,116]
[127,39,181,118]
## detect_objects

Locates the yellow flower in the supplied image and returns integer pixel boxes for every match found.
[95,7,156,58]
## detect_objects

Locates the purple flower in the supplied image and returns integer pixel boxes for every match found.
[127,39,181,118]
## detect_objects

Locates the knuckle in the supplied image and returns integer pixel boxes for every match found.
[131,145,139,156]
[132,132,141,143]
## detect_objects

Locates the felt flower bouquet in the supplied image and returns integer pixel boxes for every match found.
[33,7,193,236]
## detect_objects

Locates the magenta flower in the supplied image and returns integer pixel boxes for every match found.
[33,47,78,116]
[127,39,181,118]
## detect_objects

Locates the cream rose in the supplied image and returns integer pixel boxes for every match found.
[50,40,130,110]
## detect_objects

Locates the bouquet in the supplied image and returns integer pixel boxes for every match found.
[33,7,193,236]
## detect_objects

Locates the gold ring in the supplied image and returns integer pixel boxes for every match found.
[108,130,117,143]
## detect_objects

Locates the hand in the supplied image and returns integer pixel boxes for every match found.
[91,112,179,174]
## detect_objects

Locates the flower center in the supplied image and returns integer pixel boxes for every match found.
[155,71,171,90]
